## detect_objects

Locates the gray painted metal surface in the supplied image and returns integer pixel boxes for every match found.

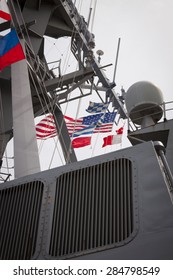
[1,120,173,259]
[11,41,41,178]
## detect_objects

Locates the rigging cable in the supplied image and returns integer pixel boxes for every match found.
[48,0,96,164]
[0,88,10,177]
[43,25,84,166]
[47,3,92,165]
[44,36,63,59]
[9,0,52,117]
[10,0,75,166]
[10,0,99,167]
[0,87,5,159]
[9,0,61,169]
[48,27,81,165]
[49,57,83,167]
[48,137,65,169]
[90,0,98,33]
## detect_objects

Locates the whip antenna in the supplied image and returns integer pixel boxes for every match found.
[113,37,121,82]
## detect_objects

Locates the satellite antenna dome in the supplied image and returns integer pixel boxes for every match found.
[125,81,164,127]
[96,50,104,63]
[96,49,104,56]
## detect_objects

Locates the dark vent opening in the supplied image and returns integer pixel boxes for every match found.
[0,181,44,260]
[49,158,134,258]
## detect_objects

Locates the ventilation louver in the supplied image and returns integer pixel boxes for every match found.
[50,158,134,258]
[0,181,44,260]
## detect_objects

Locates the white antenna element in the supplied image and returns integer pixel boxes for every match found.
[96,49,104,63]
[87,7,92,28]
[113,37,121,82]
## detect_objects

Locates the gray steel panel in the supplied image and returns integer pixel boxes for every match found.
[1,140,173,259]
[0,181,44,259]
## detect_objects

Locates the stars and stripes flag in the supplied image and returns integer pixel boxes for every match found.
[66,112,116,137]
[36,115,57,139]
[36,112,116,139]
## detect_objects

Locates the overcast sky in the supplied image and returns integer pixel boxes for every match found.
[45,0,173,111]
[92,0,173,100]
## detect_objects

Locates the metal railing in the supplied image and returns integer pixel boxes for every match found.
[127,101,173,132]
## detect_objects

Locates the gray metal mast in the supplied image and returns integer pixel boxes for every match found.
[0,0,127,169]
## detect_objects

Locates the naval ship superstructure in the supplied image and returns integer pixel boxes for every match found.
[0,0,173,260]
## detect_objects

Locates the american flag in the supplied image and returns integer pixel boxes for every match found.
[36,112,116,139]
[65,112,116,136]
[36,115,57,139]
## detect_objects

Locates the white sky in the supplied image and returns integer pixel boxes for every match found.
[93,0,173,100]
[3,0,173,177]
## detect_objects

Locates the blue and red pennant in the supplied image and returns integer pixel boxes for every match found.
[0,1,25,71]
[0,28,25,71]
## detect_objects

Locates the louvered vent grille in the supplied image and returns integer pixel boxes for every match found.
[50,158,134,258]
[0,181,44,260]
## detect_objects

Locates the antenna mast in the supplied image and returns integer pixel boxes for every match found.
[113,37,121,83]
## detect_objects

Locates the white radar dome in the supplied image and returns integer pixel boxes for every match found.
[125,81,164,126]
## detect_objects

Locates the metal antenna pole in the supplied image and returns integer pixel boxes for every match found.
[113,37,121,82]
[87,8,92,28]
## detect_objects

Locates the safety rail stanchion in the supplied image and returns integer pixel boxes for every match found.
[154,141,173,204]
